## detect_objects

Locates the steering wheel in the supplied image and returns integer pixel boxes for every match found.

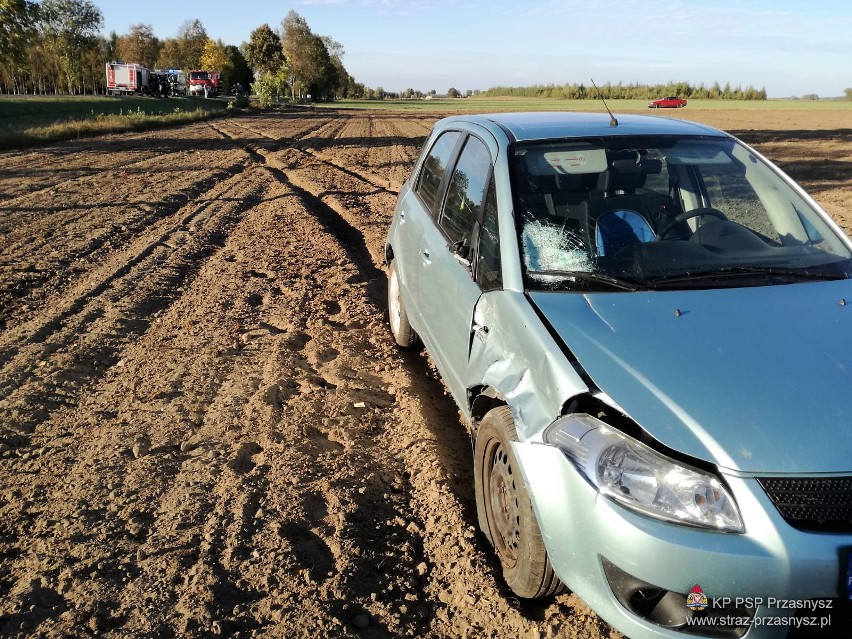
[659,207,728,239]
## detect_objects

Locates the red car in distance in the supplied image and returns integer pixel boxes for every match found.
[648,96,687,108]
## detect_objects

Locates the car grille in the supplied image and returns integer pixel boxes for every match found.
[757,476,852,532]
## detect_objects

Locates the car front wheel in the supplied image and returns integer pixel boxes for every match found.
[474,406,564,598]
[387,259,418,348]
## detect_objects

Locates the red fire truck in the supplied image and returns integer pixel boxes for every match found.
[188,70,221,97]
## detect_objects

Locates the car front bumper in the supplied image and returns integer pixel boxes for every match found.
[513,442,851,639]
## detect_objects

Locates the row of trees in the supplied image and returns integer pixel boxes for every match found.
[242,11,356,103]
[2,0,106,94]
[482,81,768,101]
[0,1,349,99]
[6,2,801,102]
[0,1,253,94]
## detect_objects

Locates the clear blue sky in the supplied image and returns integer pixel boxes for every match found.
[95,0,852,98]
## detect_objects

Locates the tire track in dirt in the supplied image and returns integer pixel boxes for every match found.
[211,127,389,312]
[0,161,263,440]
[222,113,418,195]
[0,159,438,637]
[215,115,404,280]
[0,169,276,637]
[0,110,636,639]
[298,111,430,192]
[223,111,615,639]
[209,116,395,294]
[0,126,238,205]
[130,172,438,637]
[212,109,341,148]
[0,122,255,334]
[0,164,245,329]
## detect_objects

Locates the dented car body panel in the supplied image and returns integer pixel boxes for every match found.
[385,112,852,639]
[467,290,589,439]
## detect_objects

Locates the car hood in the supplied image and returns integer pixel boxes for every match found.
[530,280,852,474]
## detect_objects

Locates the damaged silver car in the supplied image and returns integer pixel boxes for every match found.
[385,112,852,639]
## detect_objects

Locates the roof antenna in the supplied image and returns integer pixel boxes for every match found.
[591,78,618,127]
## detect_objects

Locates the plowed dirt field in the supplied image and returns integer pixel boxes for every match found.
[1,107,850,639]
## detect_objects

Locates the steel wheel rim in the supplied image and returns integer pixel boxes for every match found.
[486,441,521,566]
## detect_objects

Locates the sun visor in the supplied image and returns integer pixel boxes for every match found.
[667,142,733,165]
[525,148,607,175]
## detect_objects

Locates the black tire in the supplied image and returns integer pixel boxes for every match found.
[387,259,418,348]
[474,406,564,598]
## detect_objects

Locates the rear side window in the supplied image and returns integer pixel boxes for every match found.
[415,131,461,214]
[440,136,492,245]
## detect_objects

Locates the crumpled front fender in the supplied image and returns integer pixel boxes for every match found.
[467,290,589,440]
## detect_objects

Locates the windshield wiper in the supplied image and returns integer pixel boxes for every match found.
[527,270,640,291]
[649,265,849,286]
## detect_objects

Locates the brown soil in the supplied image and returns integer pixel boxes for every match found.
[0,107,850,639]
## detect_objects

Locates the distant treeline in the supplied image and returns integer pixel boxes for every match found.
[482,82,768,101]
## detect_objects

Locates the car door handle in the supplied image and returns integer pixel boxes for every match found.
[399,211,405,222]
[420,249,430,263]
[473,323,489,342]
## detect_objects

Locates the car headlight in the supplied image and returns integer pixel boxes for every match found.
[544,413,744,532]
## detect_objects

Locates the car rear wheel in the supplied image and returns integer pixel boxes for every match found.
[387,259,418,348]
[474,406,564,598]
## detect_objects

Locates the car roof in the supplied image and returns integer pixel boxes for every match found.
[437,112,727,142]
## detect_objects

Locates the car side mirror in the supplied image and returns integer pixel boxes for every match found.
[449,240,472,270]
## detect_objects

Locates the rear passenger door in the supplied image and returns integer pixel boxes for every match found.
[396,130,462,331]
[418,132,498,406]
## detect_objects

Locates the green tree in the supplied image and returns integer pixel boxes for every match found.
[281,10,312,99]
[0,0,38,93]
[0,0,38,92]
[104,29,118,60]
[320,35,348,99]
[175,19,207,70]
[224,44,252,92]
[845,88,852,101]
[346,77,364,99]
[156,38,182,69]
[116,23,160,68]
[319,34,344,63]
[251,69,288,106]
[24,36,58,93]
[242,23,283,76]
[447,87,460,98]
[1,0,36,55]
[281,11,344,101]
[38,0,103,93]
[304,34,340,100]
[200,38,233,91]
[200,38,229,72]
[81,33,109,93]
